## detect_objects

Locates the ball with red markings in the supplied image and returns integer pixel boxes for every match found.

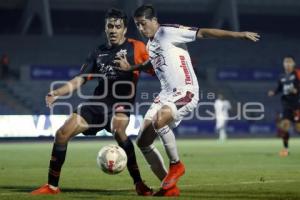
[96,144,127,175]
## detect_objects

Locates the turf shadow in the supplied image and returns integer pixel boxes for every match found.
[0,185,133,196]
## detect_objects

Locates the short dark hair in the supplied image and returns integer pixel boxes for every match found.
[134,4,157,19]
[284,55,295,61]
[105,8,128,27]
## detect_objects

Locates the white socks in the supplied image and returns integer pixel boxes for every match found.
[219,128,227,141]
[155,125,179,164]
[140,145,167,181]
[48,184,58,190]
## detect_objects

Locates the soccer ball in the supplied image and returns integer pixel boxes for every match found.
[96,144,127,175]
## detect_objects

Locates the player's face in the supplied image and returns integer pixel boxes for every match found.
[134,16,158,38]
[105,18,127,46]
[283,57,295,73]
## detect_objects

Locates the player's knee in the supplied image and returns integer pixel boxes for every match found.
[111,120,127,140]
[111,114,128,136]
[112,125,126,135]
[111,120,128,143]
[277,119,291,132]
[55,128,71,144]
[152,107,173,130]
[152,118,164,130]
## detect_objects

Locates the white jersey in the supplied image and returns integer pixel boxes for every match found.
[147,24,199,94]
[214,99,231,120]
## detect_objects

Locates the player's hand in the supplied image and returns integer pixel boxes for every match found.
[241,32,260,42]
[114,55,131,71]
[291,88,298,94]
[268,90,275,97]
[45,91,58,108]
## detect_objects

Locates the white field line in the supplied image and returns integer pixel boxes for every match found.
[181,179,299,187]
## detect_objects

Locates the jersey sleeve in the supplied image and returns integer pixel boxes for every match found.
[161,24,198,43]
[131,39,149,64]
[128,38,155,76]
[226,101,232,110]
[78,50,97,82]
[214,101,217,110]
[295,68,300,80]
[274,80,283,95]
[293,72,300,92]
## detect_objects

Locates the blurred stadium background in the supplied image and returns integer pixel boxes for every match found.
[1,0,300,138]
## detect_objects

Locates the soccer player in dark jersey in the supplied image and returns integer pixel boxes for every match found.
[31,9,153,195]
[268,56,300,157]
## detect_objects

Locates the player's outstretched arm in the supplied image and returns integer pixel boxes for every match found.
[268,81,283,97]
[268,90,275,97]
[197,28,260,42]
[46,76,85,107]
[114,54,152,71]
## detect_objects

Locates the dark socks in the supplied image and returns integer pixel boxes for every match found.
[282,132,289,149]
[118,138,142,184]
[48,143,67,187]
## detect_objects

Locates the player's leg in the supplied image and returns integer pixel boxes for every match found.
[111,113,152,196]
[155,91,198,193]
[137,112,179,197]
[216,118,226,142]
[31,113,89,195]
[153,105,180,163]
[219,127,227,141]
[136,119,168,181]
[277,118,291,157]
[220,120,228,141]
[152,104,185,191]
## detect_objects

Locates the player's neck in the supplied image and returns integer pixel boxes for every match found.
[150,24,160,40]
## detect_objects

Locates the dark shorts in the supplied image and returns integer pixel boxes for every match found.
[282,102,300,122]
[73,101,133,136]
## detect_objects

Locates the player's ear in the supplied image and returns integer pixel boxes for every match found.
[152,17,158,23]
[123,27,127,35]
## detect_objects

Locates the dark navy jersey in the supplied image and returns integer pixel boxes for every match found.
[78,38,153,104]
[275,70,300,105]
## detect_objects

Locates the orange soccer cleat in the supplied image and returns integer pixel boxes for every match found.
[135,181,153,196]
[279,149,289,157]
[154,185,180,197]
[161,161,185,190]
[31,184,61,195]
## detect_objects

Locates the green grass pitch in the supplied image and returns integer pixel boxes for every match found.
[0,138,300,200]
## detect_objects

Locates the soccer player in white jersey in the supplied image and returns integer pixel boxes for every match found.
[214,94,232,141]
[115,4,260,196]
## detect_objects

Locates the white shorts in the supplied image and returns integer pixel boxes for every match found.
[144,89,199,128]
[216,118,228,129]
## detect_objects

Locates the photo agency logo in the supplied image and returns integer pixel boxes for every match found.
[48,77,265,126]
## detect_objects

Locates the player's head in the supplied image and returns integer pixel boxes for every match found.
[283,55,296,73]
[105,8,128,46]
[218,94,224,99]
[133,4,159,38]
